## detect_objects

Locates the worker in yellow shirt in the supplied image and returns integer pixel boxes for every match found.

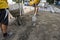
[0,0,13,39]
[29,0,40,15]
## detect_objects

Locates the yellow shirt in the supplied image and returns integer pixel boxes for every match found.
[0,0,8,9]
[29,0,40,6]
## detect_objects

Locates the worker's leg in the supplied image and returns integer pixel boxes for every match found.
[0,23,1,28]
[34,4,38,15]
[0,11,1,31]
[34,6,36,14]
[36,6,38,13]
[0,9,13,39]
[35,6,38,14]
[1,24,8,37]
[0,9,8,37]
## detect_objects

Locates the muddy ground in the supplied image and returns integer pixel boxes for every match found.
[0,11,60,40]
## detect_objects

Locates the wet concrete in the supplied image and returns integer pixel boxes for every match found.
[0,11,60,40]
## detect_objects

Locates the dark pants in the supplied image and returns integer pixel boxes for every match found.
[33,3,38,7]
[0,9,8,25]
